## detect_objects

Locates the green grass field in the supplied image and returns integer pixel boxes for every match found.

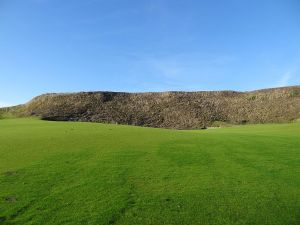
[0,118,299,225]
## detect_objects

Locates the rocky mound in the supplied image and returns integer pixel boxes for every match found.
[2,86,300,129]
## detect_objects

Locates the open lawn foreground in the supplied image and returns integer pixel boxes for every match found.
[0,118,299,225]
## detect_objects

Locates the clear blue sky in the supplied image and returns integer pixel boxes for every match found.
[1,0,300,106]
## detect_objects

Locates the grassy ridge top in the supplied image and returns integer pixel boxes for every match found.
[2,85,300,128]
[0,118,299,224]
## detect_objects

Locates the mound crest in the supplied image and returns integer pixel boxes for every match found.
[2,86,300,129]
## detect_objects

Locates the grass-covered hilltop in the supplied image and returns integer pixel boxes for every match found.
[1,85,300,129]
[0,118,299,225]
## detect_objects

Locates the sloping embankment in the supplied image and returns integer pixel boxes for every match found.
[2,86,300,129]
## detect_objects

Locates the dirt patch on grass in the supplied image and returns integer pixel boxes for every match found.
[3,171,17,177]
[4,196,17,203]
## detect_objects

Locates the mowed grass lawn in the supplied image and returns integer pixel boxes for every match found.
[0,118,299,225]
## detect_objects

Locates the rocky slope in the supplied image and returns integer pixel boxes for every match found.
[2,86,300,129]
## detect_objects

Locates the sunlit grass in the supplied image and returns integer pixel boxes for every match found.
[0,118,299,225]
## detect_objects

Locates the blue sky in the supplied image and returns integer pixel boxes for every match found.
[1,0,300,106]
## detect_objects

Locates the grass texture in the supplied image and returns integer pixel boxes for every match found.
[0,118,299,224]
